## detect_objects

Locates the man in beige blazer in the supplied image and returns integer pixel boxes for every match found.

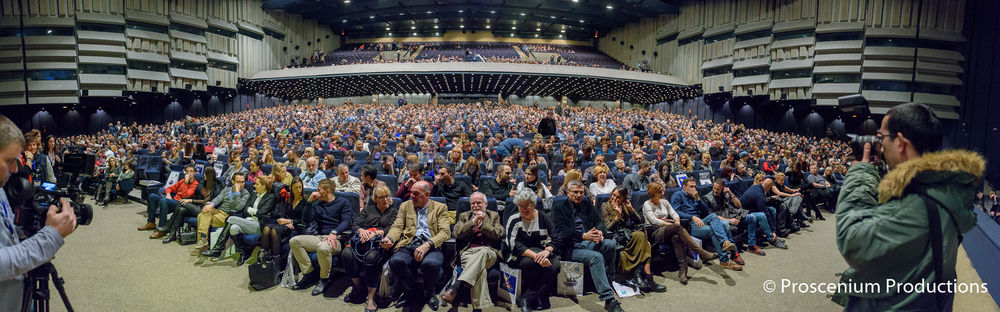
[380,181,451,311]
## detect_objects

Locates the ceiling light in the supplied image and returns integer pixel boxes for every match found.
[427,11,432,14]
[342,19,347,23]
[388,33,392,36]
[535,34,539,37]
[412,33,416,35]
[434,25,438,28]
[536,28,541,31]
[436,32,439,35]
[520,13,525,16]
[411,26,415,29]
[370,15,375,19]
[559,35,563,38]
[386,27,390,30]
[550,16,555,19]
[486,25,491,29]
[490,10,496,14]
[460,25,464,28]
[343,0,349,3]
[561,29,565,33]
[606,5,613,9]
[398,12,404,15]
[580,20,585,23]
[512,26,516,30]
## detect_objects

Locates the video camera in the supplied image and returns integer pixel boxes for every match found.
[5,153,94,237]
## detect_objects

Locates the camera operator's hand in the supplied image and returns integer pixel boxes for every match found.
[45,201,76,238]
[859,143,871,164]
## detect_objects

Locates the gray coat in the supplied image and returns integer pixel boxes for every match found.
[0,191,65,311]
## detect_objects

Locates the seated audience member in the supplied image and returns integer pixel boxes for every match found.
[622,160,654,193]
[322,154,338,171]
[806,164,835,211]
[247,161,264,184]
[671,179,741,271]
[432,164,474,212]
[193,172,251,251]
[657,150,680,175]
[221,156,248,187]
[601,186,665,292]
[261,177,310,263]
[202,175,275,265]
[394,163,423,201]
[380,181,451,311]
[95,157,120,205]
[109,162,136,203]
[159,167,222,241]
[739,177,788,255]
[441,192,503,311]
[553,180,625,312]
[612,159,631,175]
[286,150,307,172]
[582,154,606,183]
[480,164,516,202]
[271,162,293,185]
[343,185,398,311]
[769,172,807,232]
[516,164,553,199]
[290,179,354,296]
[333,163,362,194]
[462,156,481,183]
[299,156,327,190]
[502,188,560,312]
[643,181,719,283]
[589,165,616,196]
[359,165,387,208]
[379,154,396,176]
[142,165,198,237]
[556,169,594,203]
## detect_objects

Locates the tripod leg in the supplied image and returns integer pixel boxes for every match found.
[49,266,74,312]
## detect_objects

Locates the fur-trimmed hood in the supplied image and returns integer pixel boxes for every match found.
[877,149,985,204]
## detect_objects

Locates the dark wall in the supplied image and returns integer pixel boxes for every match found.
[961,0,1000,188]
[0,89,289,137]
[652,96,851,140]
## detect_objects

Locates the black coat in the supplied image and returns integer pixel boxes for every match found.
[551,197,607,258]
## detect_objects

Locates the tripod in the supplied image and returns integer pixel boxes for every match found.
[21,262,74,312]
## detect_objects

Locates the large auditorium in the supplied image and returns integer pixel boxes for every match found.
[0,0,998,311]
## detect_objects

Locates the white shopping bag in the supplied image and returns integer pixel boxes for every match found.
[376,261,394,299]
[557,260,584,297]
[497,263,521,303]
[279,253,296,288]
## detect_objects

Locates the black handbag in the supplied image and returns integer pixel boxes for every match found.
[178,227,197,245]
[350,234,387,266]
[249,256,282,291]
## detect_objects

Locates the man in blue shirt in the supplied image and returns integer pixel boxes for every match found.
[671,179,742,271]
[739,178,788,256]
[299,156,327,191]
[290,179,354,296]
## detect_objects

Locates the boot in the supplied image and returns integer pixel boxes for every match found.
[236,243,253,266]
[193,234,209,251]
[630,268,648,291]
[677,263,689,285]
[643,273,667,292]
[162,229,178,244]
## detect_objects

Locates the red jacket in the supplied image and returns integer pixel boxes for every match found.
[165,178,199,201]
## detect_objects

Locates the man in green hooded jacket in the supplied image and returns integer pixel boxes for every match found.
[836,103,984,311]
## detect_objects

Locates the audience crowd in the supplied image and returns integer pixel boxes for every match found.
[22,102,859,312]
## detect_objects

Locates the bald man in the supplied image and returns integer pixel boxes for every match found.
[381,181,451,311]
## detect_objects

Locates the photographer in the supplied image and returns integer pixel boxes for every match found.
[835,103,984,310]
[0,115,76,311]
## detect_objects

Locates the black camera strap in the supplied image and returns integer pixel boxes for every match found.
[912,188,962,312]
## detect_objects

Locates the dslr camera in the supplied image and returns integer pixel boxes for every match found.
[5,153,94,237]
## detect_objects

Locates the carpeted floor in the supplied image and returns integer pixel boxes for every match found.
[42,196,996,312]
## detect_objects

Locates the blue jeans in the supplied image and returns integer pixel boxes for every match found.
[745,212,773,247]
[571,239,617,301]
[689,213,734,262]
[146,194,178,230]
[388,248,444,300]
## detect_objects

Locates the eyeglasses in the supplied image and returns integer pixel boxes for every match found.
[876,131,893,142]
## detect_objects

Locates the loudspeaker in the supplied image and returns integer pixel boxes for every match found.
[748,89,753,96]
[216,80,222,86]
[81,90,89,96]
[780,93,787,100]
[185,84,192,90]
[151,86,158,93]
[837,94,869,116]
[718,86,724,92]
